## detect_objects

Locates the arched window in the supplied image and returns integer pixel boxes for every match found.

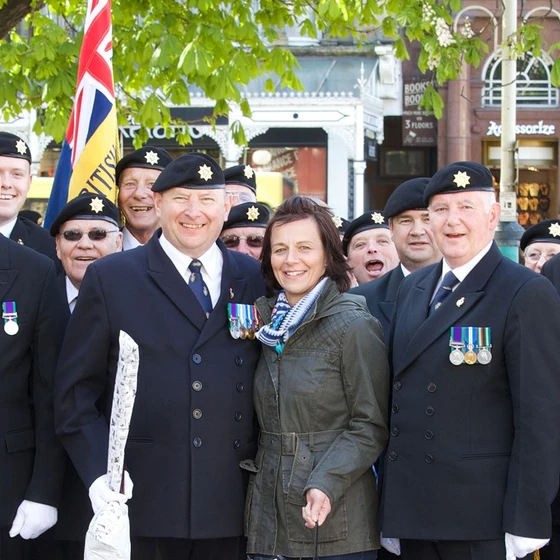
[482,53,558,107]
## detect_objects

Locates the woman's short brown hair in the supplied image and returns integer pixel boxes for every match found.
[261,196,352,295]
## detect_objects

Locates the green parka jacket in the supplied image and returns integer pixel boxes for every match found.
[244,279,390,558]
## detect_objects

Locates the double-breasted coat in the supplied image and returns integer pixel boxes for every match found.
[380,243,560,540]
[54,231,265,539]
[351,266,405,340]
[0,234,65,527]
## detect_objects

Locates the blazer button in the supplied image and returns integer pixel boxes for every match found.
[235,356,244,366]
[236,383,244,393]
[234,412,242,421]
[192,353,202,364]
[392,404,399,414]
[193,437,202,448]
[391,427,399,437]
[425,406,435,416]
[425,453,434,463]
[393,381,402,391]
[192,409,203,420]
[233,439,241,449]
[192,381,203,392]
[427,383,437,393]
[424,430,434,440]
[388,450,398,461]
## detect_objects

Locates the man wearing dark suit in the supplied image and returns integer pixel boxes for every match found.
[351,177,441,339]
[380,162,560,560]
[0,132,59,266]
[55,153,266,560]
[0,233,66,559]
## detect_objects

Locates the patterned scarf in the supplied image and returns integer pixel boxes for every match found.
[256,277,328,354]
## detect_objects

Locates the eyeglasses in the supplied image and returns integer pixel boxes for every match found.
[61,229,119,242]
[226,191,255,204]
[524,250,560,264]
[221,234,264,249]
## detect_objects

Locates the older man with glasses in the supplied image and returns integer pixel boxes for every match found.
[50,193,122,313]
[220,201,269,260]
[520,219,560,274]
[224,164,258,205]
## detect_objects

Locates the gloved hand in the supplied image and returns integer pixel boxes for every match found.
[380,534,401,556]
[505,533,549,560]
[9,500,58,539]
[88,472,133,514]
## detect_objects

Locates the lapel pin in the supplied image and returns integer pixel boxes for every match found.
[230,288,234,300]
[456,297,465,308]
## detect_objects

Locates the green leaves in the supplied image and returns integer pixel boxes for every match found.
[418,85,443,119]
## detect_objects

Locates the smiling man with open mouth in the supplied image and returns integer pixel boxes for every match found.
[116,146,173,250]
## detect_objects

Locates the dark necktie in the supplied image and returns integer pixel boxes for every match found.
[429,271,459,315]
[188,259,213,318]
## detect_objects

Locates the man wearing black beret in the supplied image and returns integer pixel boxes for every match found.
[351,177,441,339]
[116,146,172,250]
[520,218,560,274]
[224,164,257,205]
[343,210,399,286]
[55,153,265,560]
[0,131,59,266]
[380,161,560,560]
[220,201,269,260]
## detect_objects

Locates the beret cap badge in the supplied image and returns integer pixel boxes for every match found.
[198,164,213,182]
[144,150,160,165]
[90,197,105,213]
[246,206,260,221]
[15,140,27,155]
[371,212,385,224]
[549,222,560,238]
[453,171,471,188]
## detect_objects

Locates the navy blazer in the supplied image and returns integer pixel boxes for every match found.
[380,242,560,540]
[0,235,65,526]
[10,216,61,271]
[55,232,266,539]
[350,266,405,341]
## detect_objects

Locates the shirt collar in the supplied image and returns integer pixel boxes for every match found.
[159,233,222,278]
[0,217,18,239]
[400,263,411,277]
[65,276,80,306]
[441,241,493,283]
[122,227,143,250]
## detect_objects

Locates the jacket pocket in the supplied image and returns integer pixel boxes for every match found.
[240,460,260,537]
[461,452,510,460]
[5,428,35,453]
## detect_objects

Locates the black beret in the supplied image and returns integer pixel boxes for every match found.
[384,177,431,219]
[222,202,270,231]
[50,193,120,236]
[152,152,224,193]
[331,215,350,234]
[424,161,494,205]
[342,211,389,255]
[224,164,257,193]
[19,209,43,225]
[520,219,560,251]
[115,146,173,185]
[0,132,31,164]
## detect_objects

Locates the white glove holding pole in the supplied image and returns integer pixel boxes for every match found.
[88,472,133,514]
[380,534,401,556]
[505,533,548,560]
[9,500,58,539]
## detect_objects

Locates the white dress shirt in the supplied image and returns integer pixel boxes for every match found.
[66,277,80,313]
[0,217,17,239]
[159,234,223,306]
[121,227,143,251]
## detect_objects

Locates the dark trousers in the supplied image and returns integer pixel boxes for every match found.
[28,539,84,560]
[400,538,506,560]
[0,527,28,560]
[131,536,246,560]
[249,552,377,560]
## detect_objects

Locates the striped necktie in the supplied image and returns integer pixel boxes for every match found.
[429,271,459,315]
[188,259,212,318]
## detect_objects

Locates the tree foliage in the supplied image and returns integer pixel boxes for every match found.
[0,0,558,146]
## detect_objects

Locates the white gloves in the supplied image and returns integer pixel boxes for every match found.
[381,535,401,556]
[88,472,133,514]
[9,500,58,540]
[505,533,549,560]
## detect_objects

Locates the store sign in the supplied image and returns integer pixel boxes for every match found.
[486,120,556,137]
[402,78,437,147]
[119,124,207,140]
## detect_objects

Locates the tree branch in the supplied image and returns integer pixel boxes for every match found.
[0,0,45,39]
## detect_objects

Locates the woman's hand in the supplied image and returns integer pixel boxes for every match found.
[302,488,331,528]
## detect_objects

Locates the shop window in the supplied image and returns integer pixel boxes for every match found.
[381,150,426,177]
[482,54,559,107]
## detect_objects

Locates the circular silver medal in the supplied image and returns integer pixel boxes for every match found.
[449,348,464,366]
[477,348,492,365]
[231,324,240,339]
[4,320,18,336]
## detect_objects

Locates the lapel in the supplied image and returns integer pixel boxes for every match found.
[197,241,248,347]
[396,243,503,375]
[146,232,207,331]
[0,236,18,303]
[9,218,28,246]
[378,267,404,324]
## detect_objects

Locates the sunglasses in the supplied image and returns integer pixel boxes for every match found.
[61,229,119,242]
[221,234,264,249]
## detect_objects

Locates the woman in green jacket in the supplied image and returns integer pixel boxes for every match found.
[245,196,390,560]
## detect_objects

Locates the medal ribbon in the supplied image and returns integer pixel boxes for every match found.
[2,301,17,322]
[450,326,462,347]
[466,326,477,350]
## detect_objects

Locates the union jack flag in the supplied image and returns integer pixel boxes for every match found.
[45,0,119,227]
